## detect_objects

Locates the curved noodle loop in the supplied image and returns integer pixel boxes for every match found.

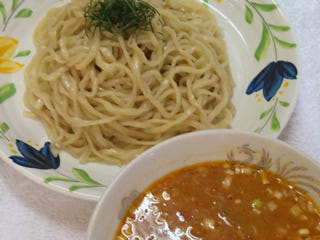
[24,0,235,165]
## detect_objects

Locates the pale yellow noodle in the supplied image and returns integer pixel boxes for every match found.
[24,0,235,165]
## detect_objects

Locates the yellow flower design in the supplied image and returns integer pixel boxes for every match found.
[0,36,24,73]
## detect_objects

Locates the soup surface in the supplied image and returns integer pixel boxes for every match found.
[115,161,320,239]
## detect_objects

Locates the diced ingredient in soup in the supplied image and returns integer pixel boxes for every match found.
[114,161,320,239]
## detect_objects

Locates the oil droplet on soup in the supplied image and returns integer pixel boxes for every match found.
[114,161,320,239]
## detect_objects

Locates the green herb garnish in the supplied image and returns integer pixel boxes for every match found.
[251,199,263,209]
[84,0,160,35]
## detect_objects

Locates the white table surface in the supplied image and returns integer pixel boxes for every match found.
[1,0,319,239]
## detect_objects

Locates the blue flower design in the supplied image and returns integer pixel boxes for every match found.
[9,140,60,169]
[246,61,298,101]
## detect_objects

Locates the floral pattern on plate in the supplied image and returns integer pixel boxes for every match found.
[244,0,298,132]
[8,139,107,191]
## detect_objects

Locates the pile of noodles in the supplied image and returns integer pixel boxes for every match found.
[24,0,235,165]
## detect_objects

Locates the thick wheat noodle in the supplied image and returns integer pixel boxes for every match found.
[24,0,235,165]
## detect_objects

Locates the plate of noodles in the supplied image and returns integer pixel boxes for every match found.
[0,0,299,200]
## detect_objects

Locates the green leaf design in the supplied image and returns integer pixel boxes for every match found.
[0,122,9,132]
[251,2,278,12]
[0,1,7,23]
[43,168,106,192]
[44,176,78,184]
[271,111,281,131]
[254,127,261,133]
[245,5,254,24]
[0,83,16,104]
[255,23,270,61]
[260,107,272,119]
[11,0,19,11]
[279,100,290,107]
[274,36,297,48]
[15,49,31,57]
[268,24,291,32]
[72,168,103,185]
[15,8,32,18]
[69,185,103,192]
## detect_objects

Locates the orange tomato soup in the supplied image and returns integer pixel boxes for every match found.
[114,161,320,239]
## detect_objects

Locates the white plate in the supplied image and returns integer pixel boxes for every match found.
[0,0,299,201]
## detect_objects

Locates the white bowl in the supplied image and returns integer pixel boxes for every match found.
[87,129,320,239]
